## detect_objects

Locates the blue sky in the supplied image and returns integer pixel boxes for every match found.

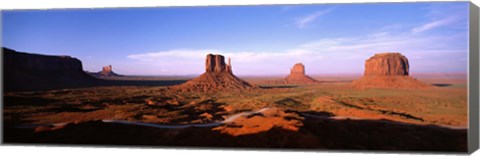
[2,2,469,76]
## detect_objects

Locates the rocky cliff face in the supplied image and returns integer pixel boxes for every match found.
[284,63,319,84]
[352,53,428,89]
[205,54,232,73]
[173,54,253,92]
[3,47,98,91]
[290,63,305,75]
[4,48,83,72]
[364,53,409,76]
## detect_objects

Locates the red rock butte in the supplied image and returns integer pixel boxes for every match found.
[352,53,429,89]
[99,65,121,77]
[88,65,122,78]
[284,63,320,84]
[173,54,253,92]
[205,54,232,73]
[103,65,112,73]
[364,53,409,76]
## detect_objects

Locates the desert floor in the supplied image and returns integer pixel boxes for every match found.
[3,75,468,152]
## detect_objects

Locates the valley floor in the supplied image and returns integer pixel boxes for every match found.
[2,76,468,152]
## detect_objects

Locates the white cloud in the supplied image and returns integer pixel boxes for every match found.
[123,4,469,75]
[127,28,467,75]
[127,9,468,76]
[410,3,467,34]
[411,16,458,34]
[127,49,316,65]
[294,8,333,29]
[127,49,218,61]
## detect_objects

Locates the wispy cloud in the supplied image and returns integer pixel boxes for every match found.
[127,49,218,62]
[127,49,314,64]
[411,3,468,34]
[294,8,334,29]
[127,29,467,75]
[125,4,468,75]
[280,6,295,12]
[411,16,458,34]
[127,48,320,75]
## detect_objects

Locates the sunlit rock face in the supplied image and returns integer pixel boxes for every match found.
[284,63,319,85]
[205,54,231,73]
[364,53,409,77]
[96,65,121,77]
[352,52,429,89]
[174,53,253,92]
[290,63,306,75]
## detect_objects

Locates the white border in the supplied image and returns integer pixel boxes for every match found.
[1,0,478,156]
[0,0,476,10]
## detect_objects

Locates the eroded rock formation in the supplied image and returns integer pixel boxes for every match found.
[352,53,428,89]
[90,65,122,78]
[173,54,253,92]
[103,65,112,73]
[3,47,97,91]
[364,53,409,76]
[284,63,320,84]
[206,54,232,73]
[291,63,305,75]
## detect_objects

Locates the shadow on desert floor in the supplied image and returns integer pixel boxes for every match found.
[5,79,189,92]
[431,83,453,87]
[259,85,298,89]
[4,110,467,152]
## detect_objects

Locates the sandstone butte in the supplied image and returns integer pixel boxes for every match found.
[94,65,122,77]
[284,63,320,84]
[173,54,253,92]
[352,52,429,89]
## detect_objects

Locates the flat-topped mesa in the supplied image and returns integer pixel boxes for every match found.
[205,54,232,73]
[284,63,319,84]
[3,47,97,92]
[3,48,84,72]
[352,52,428,89]
[364,53,409,77]
[174,53,253,92]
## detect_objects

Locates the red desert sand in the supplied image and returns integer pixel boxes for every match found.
[213,107,303,136]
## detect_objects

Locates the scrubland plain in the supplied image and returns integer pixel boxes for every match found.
[3,75,467,151]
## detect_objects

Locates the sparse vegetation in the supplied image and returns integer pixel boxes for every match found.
[4,76,467,127]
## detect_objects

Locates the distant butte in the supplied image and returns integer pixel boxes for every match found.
[283,63,320,84]
[173,54,253,92]
[352,52,429,89]
[90,65,122,78]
